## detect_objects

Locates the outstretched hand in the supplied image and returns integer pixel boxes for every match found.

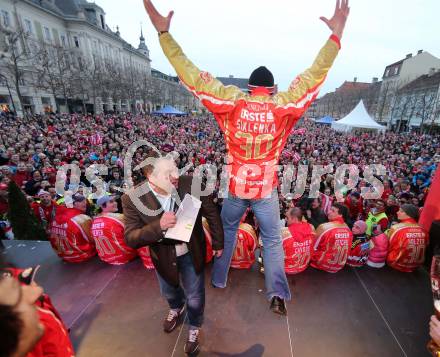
[143,0,174,33]
[320,0,350,39]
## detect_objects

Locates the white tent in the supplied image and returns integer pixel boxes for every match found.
[331,100,386,133]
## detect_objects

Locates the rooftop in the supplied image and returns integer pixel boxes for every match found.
[217,76,248,89]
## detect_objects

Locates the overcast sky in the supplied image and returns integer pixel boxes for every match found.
[103,0,440,96]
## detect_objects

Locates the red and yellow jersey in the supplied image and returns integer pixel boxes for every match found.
[311,218,353,273]
[282,222,315,274]
[160,33,340,199]
[202,217,214,263]
[386,219,427,272]
[49,207,96,263]
[138,246,155,270]
[231,223,258,269]
[91,213,137,265]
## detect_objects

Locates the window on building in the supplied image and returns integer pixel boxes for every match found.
[18,74,26,86]
[100,14,105,30]
[394,67,399,75]
[385,68,390,77]
[60,35,67,47]
[24,19,33,34]
[43,26,51,41]
[78,56,83,69]
[1,10,10,28]
[73,36,80,48]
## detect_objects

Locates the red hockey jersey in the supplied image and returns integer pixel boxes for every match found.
[49,207,96,263]
[282,222,315,274]
[231,223,258,269]
[91,213,137,265]
[311,217,353,273]
[386,218,428,272]
[160,33,340,199]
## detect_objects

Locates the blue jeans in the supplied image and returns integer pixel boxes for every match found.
[211,190,291,301]
[156,253,205,328]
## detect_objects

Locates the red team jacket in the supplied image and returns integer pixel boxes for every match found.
[282,222,315,274]
[386,218,428,272]
[49,207,96,263]
[311,217,353,273]
[231,223,258,269]
[9,269,74,357]
[159,33,340,199]
[91,213,137,265]
[204,218,258,268]
[27,302,74,357]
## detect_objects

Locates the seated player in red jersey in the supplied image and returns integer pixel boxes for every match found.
[386,204,428,272]
[31,190,57,234]
[49,193,96,263]
[282,207,315,274]
[231,222,258,269]
[311,203,353,273]
[204,212,257,268]
[91,195,137,265]
[1,265,74,357]
[347,220,370,267]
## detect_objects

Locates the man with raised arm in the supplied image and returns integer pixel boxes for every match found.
[143,0,350,315]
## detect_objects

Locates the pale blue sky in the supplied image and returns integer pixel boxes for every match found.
[104,0,440,96]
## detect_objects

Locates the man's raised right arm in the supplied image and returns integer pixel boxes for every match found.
[143,0,244,113]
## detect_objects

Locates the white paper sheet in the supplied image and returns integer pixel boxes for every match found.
[165,194,201,242]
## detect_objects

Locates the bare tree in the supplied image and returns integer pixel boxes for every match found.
[33,43,72,112]
[376,81,397,124]
[104,59,124,111]
[417,89,437,133]
[125,64,141,113]
[392,92,417,132]
[70,56,89,114]
[0,9,41,117]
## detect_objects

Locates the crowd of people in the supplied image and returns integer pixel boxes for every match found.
[0,111,438,357]
[0,111,437,271]
[0,111,438,224]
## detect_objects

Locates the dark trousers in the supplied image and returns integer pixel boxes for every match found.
[155,253,205,328]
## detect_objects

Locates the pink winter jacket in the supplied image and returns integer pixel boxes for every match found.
[367,233,389,268]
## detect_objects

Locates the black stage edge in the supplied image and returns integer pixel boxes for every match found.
[2,240,433,357]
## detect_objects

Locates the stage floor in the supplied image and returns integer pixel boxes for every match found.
[2,240,433,357]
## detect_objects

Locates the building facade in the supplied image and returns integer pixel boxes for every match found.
[375,50,440,125]
[0,0,196,116]
[390,69,440,132]
[307,77,381,120]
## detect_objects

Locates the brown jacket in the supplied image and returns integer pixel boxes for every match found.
[121,175,223,286]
